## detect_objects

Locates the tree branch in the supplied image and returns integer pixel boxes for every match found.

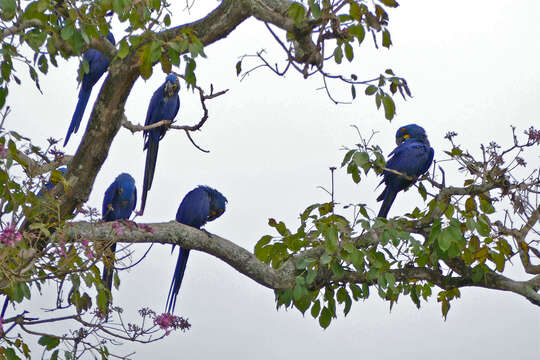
[59,221,540,306]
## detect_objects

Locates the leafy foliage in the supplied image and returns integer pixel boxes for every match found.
[255,128,540,328]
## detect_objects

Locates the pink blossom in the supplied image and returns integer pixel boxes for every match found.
[154,313,191,334]
[0,225,23,247]
[155,313,174,330]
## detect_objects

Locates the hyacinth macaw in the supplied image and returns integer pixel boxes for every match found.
[140,74,181,214]
[36,166,67,196]
[166,186,227,314]
[64,32,116,147]
[102,173,137,294]
[377,124,434,218]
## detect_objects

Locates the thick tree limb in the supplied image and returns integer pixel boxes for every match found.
[60,221,540,306]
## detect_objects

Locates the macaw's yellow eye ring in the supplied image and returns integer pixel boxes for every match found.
[403,134,410,139]
[218,208,223,214]
[211,210,216,216]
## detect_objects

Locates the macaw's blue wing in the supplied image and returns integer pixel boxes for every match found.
[377,138,433,218]
[139,75,180,214]
[101,173,137,301]
[166,186,227,314]
[64,33,116,147]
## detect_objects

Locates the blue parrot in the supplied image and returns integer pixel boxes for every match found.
[377,124,434,218]
[64,32,116,147]
[37,166,67,196]
[101,173,137,294]
[140,74,181,214]
[166,186,227,314]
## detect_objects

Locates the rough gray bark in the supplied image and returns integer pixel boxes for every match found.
[60,221,540,306]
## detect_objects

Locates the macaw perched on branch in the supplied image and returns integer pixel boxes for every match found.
[166,186,227,314]
[64,32,116,147]
[140,74,180,214]
[377,124,434,218]
[102,173,137,296]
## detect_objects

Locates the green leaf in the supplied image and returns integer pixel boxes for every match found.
[479,198,495,214]
[51,350,59,360]
[418,182,427,200]
[306,269,317,285]
[465,197,477,212]
[97,289,108,313]
[348,25,365,44]
[117,40,130,59]
[322,225,338,252]
[365,85,378,95]
[311,299,321,318]
[4,348,21,360]
[309,0,322,19]
[476,214,491,236]
[61,24,75,41]
[288,2,306,25]
[336,287,348,303]
[382,29,392,48]
[344,43,354,62]
[349,1,361,20]
[320,251,332,265]
[382,93,395,120]
[438,228,453,251]
[38,335,60,350]
[0,0,17,13]
[296,257,315,270]
[38,55,48,74]
[319,307,331,329]
[379,0,399,7]
[331,261,344,279]
[164,14,171,26]
[0,87,8,110]
[333,46,343,64]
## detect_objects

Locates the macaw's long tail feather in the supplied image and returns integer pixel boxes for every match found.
[377,188,398,219]
[166,247,190,314]
[140,140,159,214]
[64,88,91,147]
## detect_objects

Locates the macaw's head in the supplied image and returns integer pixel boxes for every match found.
[115,173,136,202]
[164,74,180,98]
[106,32,116,45]
[201,186,227,222]
[395,124,429,145]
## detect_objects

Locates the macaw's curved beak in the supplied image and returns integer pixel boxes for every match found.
[396,133,410,145]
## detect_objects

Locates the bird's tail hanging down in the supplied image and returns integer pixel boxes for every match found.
[140,140,159,214]
[377,188,398,219]
[64,88,91,147]
[165,247,190,314]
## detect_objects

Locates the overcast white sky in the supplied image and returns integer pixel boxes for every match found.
[7,1,540,359]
